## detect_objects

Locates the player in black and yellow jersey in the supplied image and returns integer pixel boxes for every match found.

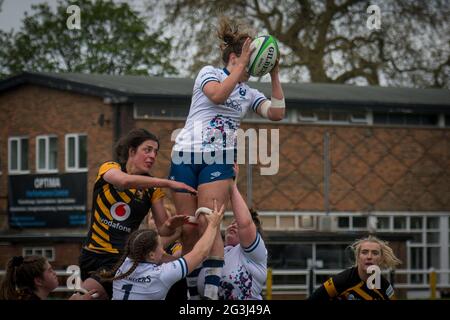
[78,129,196,299]
[309,235,401,300]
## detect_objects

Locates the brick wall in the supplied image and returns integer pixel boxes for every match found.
[133,120,450,212]
[0,242,83,270]
[0,84,115,230]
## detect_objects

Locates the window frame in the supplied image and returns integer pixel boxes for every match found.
[8,136,30,174]
[22,247,55,262]
[36,135,58,173]
[65,133,88,172]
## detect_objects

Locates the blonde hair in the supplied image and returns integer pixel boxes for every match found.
[351,235,402,270]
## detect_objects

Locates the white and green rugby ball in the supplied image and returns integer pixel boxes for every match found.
[247,35,279,77]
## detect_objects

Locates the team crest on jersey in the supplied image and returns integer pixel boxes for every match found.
[110,202,131,221]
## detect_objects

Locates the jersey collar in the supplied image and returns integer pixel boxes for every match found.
[223,67,230,75]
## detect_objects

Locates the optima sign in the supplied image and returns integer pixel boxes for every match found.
[8,173,87,228]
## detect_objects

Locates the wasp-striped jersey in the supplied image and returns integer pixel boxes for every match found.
[84,161,164,254]
[309,266,395,300]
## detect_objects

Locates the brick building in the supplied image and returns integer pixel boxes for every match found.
[0,72,449,298]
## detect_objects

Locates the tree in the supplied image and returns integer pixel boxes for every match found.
[146,0,449,88]
[0,0,176,78]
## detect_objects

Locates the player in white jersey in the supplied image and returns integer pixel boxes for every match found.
[169,17,284,300]
[198,166,267,300]
[99,201,224,300]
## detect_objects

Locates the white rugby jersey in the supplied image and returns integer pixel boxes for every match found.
[112,257,188,300]
[173,66,267,152]
[197,233,267,300]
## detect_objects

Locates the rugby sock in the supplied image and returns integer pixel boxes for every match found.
[186,266,202,300]
[203,257,224,300]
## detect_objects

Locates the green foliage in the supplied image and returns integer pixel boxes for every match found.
[0,0,176,78]
[146,0,449,88]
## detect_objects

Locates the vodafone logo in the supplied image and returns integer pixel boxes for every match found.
[110,202,131,221]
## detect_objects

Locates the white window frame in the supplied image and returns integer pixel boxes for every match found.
[36,135,58,173]
[65,133,87,172]
[22,247,55,262]
[350,112,369,124]
[8,136,30,174]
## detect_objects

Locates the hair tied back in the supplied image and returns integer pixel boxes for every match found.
[12,256,24,267]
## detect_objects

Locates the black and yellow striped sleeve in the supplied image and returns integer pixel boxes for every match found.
[95,161,121,183]
[150,188,165,203]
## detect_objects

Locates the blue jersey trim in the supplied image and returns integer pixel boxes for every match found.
[223,67,230,75]
[201,77,219,90]
[251,97,266,111]
[243,233,261,253]
[178,257,188,278]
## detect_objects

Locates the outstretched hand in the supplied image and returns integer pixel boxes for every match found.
[270,56,280,77]
[236,37,254,68]
[169,180,197,195]
[204,199,225,228]
[165,215,190,230]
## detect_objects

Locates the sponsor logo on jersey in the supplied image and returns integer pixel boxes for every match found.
[110,202,131,221]
[127,275,152,283]
[100,217,131,233]
[210,171,222,179]
[224,98,242,112]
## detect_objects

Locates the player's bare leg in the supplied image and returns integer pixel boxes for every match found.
[172,191,200,299]
[196,179,231,299]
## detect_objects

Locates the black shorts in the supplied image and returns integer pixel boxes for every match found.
[79,248,120,299]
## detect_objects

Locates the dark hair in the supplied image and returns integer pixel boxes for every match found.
[249,208,264,238]
[99,229,159,282]
[0,255,47,300]
[217,17,254,65]
[114,128,160,166]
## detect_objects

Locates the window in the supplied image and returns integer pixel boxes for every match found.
[23,247,55,262]
[377,216,391,230]
[337,217,349,229]
[373,112,439,127]
[350,112,369,123]
[407,216,443,284]
[36,135,58,173]
[8,137,29,174]
[316,244,351,269]
[65,134,87,171]
[353,216,367,229]
[268,244,312,269]
[410,247,424,283]
[298,111,317,122]
[134,100,189,120]
[394,216,407,230]
[297,109,368,124]
[410,217,423,229]
[267,243,312,286]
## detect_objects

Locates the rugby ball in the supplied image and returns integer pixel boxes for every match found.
[247,35,279,77]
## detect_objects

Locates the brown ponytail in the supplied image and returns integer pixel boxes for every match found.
[217,17,254,65]
[99,229,159,282]
[0,256,46,300]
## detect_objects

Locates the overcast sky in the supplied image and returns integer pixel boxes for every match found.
[0,0,146,33]
[0,0,57,32]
